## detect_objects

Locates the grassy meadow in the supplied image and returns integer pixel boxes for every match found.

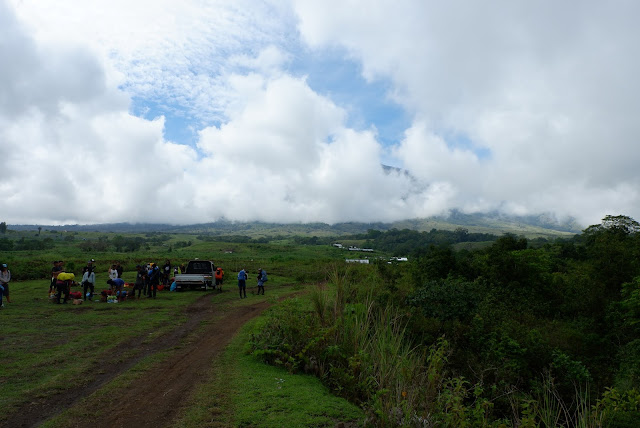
[0,230,369,427]
[3,219,640,426]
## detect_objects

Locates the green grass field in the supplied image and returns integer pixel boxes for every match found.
[174,319,364,428]
[0,279,197,415]
[0,258,365,427]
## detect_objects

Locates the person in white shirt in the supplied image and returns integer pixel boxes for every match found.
[82,265,96,301]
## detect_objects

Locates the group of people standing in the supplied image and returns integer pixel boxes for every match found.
[47,260,270,304]
[49,259,97,304]
[237,268,268,298]
[132,263,161,298]
[107,262,162,299]
[49,259,165,304]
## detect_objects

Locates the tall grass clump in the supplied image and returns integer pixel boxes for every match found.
[327,266,349,320]
[250,265,640,426]
[249,266,486,425]
[514,376,606,428]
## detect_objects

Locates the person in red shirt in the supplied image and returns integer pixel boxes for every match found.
[215,267,224,290]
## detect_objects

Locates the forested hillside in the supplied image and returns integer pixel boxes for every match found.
[250,215,640,426]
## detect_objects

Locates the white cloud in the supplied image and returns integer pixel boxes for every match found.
[3,0,640,227]
[293,0,640,225]
[0,1,198,224]
[0,1,418,226]
[229,45,292,77]
[194,74,420,223]
[7,0,295,124]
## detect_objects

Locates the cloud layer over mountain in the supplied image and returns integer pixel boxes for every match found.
[2,0,639,227]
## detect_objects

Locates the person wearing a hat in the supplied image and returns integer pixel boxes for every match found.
[108,264,118,281]
[0,263,10,307]
[86,259,95,274]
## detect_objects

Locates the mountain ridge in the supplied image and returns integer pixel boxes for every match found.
[6,211,582,238]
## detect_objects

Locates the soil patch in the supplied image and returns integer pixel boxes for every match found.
[91,301,270,428]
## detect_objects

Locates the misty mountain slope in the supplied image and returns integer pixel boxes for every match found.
[8,211,580,238]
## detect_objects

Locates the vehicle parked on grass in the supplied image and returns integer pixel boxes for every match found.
[173,260,217,291]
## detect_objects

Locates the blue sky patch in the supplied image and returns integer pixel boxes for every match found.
[127,46,412,159]
[443,131,492,160]
[288,49,410,148]
[130,98,202,147]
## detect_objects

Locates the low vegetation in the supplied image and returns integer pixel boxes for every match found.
[248,215,640,426]
[1,215,639,426]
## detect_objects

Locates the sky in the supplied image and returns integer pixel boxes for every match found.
[2,0,640,227]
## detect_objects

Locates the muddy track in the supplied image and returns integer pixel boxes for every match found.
[4,293,272,428]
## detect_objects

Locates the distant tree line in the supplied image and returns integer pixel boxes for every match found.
[290,227,501,250]
[0,237,55,251]
[196,234,270,244]
[356,227,499,255]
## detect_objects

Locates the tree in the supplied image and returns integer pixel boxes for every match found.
[453,227,469,242]
[581,215,640,301]
[112,235,126,252]
[0,222,6,234]
[584,215,640,236]
[412,245,457,281]
[0,238,13,250]
[602,215,640,234]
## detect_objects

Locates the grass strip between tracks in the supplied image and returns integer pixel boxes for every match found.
[174,316,365,427]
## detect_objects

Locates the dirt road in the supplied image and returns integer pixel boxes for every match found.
[4,293,271,428]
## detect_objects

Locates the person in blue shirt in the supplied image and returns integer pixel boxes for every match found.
[257,268,267,295]
[107,278,125,300]
[147,263,160,298]
[237,268,248,298]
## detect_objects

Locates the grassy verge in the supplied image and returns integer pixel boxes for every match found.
[174,316,365,428]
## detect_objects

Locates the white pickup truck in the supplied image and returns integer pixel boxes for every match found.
[174,260,216,291]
